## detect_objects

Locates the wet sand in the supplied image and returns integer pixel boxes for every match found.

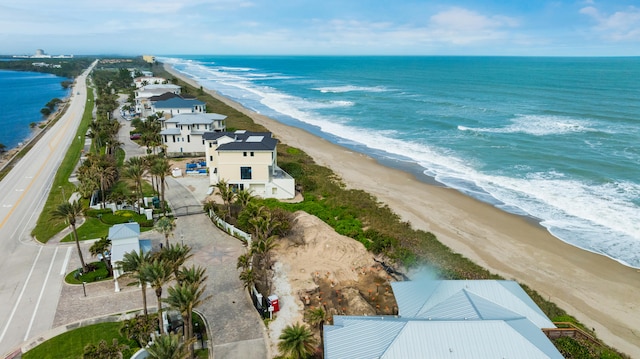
[165,64,640,356]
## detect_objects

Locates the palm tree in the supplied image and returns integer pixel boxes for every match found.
[52,200,87,273]
[118,250,153,315]
[142,259,173,334]
[145,333,192,359]
[89,237,112,276]
[215,179,235,220]
[123,157,145,210]
[158,243,192,282]
[150,156,172,215]
[235,189,254,209]
[155,216,176,247]
[164,282,211,358]
[305,307,328,352]
[178,265,207,287]
[238,268,255,290]
[96,156,118,209]
[278,323,317,359]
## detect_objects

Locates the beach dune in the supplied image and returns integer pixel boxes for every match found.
[165,64,640,356]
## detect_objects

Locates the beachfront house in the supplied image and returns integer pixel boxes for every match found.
[109,223,152,292]
[151,96,206,116]
[204,130,296,199]
[134,84,182,116]
[133,76,167,88]
[160,113,227,157]
[323,280,563,359]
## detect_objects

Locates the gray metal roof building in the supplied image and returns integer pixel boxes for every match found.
[323,280,563,359]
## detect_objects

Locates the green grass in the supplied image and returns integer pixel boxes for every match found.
[22,321,137,359]
[32,80,95,243]
[61,217,110,242]
[65,261,111,284]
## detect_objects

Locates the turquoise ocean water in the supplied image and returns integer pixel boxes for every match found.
[0,69,70,150]
[176,56,639,267]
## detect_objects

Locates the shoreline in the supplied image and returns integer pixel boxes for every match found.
[165,64,640,355]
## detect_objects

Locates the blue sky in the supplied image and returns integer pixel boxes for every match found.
[1,0,639,56]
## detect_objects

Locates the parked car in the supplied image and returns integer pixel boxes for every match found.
[130,133,141,140]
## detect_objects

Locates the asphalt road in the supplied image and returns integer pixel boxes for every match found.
[0,61,97,356]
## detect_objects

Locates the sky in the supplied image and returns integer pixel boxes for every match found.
[0,0,639,56]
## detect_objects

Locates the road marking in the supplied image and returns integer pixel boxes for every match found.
[0,246,43,343]
[24,247,58,341]
[15,189,24,192]
[2,204,11,208]
[60,247,72,275]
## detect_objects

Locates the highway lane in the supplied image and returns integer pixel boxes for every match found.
[0,61,97,355]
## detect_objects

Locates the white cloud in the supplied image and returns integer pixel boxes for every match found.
[580,5,640,41]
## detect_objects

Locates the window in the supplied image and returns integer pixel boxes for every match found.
[172,135,176,143]
[243,152,247,157]
[209,155,213,161]
[240,167,252,180]
[187,135,190,143]
[250,152,254,157]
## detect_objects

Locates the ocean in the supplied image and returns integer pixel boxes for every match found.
[0,69,70,150]
[163,56,640,268]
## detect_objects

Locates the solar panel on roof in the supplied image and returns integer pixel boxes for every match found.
[246,136,264,142]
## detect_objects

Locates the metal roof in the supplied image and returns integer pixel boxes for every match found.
[108,223,140,241]
[324,317,563,359]
[160,128,181,135]
[154,97,205,109]
[164,113,227,125]
[391,280,555,328]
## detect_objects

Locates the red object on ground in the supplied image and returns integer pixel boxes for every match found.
[268,294,279,312]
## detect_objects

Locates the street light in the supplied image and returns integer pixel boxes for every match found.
[59,186,66,202]
[181,231,184,246]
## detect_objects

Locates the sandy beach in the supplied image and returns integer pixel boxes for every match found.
[165,65,640,356]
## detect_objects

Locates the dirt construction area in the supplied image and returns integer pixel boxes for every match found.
[266,211,400,355]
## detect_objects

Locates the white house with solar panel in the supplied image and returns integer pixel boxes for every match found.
[323,280,563,359]
[160,113,227,156]
[204,130,296,199]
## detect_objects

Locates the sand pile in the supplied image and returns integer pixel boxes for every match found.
[267,211,395,355]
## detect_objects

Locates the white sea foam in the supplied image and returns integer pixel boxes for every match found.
[458,115,598,136]
[164,56,640,268]
[313,85,389,93]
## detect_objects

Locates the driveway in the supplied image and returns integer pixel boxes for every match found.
[164,176,268,359]
[46,176,268,359]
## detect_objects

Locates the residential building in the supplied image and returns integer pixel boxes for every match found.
[151,96,206,116]
[323,280,563,359]
[133,76,167,88]
[204,130,296,199]
[134,84,182,115]
[160,113,227,157]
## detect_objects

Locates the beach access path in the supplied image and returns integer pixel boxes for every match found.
[165,64,640,356]
[0,61,97,356]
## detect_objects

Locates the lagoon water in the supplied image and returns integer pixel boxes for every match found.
[162,55,640,268]
[0,70,70,150]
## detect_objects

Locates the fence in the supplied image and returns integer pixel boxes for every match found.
[209,210,252,245]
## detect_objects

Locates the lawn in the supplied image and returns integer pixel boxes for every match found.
[61,217,110,242]
[22,321,138,359]
[65,261,111,284]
